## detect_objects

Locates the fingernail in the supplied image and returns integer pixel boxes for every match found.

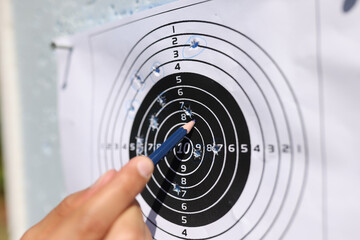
[92,169,116,189]
[137,157,154,179]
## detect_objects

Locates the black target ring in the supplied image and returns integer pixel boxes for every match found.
[129,72,251,227]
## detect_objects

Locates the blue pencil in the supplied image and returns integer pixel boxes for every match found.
[149,120,195,165]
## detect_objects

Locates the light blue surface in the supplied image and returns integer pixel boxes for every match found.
[11,0,176,228]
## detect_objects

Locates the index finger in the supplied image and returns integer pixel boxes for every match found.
[50,156,154,240]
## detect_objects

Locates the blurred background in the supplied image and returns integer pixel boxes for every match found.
[0,1,175,239]
[0,136,6,240]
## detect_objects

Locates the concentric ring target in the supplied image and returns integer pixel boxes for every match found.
[96,20,308,239]
[129,73,250,227]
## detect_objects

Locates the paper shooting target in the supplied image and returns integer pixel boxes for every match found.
[94,20,308,240]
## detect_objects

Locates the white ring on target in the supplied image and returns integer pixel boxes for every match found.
[142,95,241,216]
[147,95,227,191]
[163,124,205,176]
[151,111,218,190]
[171,136,194,162]
[168,126,206,176]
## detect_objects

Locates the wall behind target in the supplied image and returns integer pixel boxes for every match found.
[0,0,175,239]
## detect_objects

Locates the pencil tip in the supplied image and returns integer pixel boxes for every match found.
[183,120,196,134]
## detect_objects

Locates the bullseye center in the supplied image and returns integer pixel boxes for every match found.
[173,136,193,162]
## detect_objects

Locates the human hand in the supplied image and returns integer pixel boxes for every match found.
[22,156,154,240]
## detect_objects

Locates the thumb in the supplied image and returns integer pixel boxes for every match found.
[49,156,154,240]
